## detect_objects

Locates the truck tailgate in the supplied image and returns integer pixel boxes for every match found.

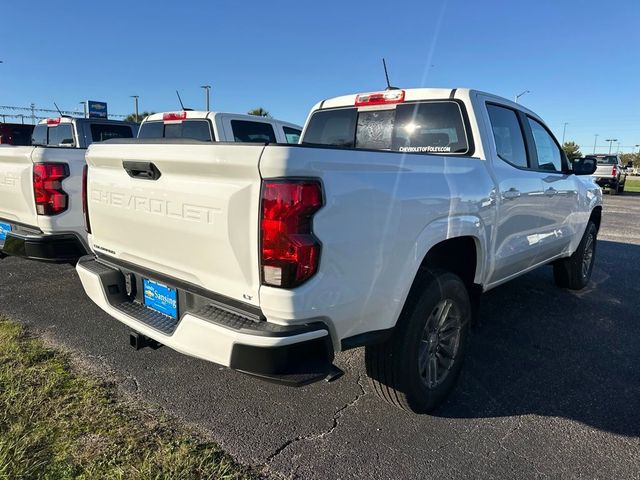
[0,146,38,227]
[85,142,264,306]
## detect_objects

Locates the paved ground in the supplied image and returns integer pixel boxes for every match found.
[1,194,639,479]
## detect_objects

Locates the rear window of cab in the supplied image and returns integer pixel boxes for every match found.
[302,101,472,155]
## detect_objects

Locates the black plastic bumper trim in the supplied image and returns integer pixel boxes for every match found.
[1,231,87,263]
[230,335,335,387]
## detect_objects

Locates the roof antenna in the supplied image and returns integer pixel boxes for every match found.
[175,90,193,111]
[53,102,64,116]
[382,58,399,90]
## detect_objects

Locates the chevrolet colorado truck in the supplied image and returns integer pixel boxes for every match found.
[0,116,137,263]
[586,154,630,194]
[76,88,601,413]
[138,111,302,143]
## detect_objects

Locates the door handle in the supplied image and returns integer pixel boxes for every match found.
[544,187,557,197]
[502,188,521,200]
[122,161,162,180]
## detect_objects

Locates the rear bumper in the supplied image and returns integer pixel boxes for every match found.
[1,230,88,263]
[76,256,335,385]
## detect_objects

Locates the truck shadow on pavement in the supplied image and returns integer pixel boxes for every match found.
[436,239,640,438]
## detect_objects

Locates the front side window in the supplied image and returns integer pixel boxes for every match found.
[231,120,276,143]
[486,104,528,168]
[528,118,562,172]
[302,101,471,154]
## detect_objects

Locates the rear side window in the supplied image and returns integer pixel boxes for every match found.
[90,124,134,142]
[231,120,276,143]
[137,120,213,142]
[486,104,528,168]
[527,118,562,172]
[47,125,74,146]
[302,101,471,154]
[283,126,302,144]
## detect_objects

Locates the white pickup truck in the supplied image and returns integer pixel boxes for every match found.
[138,111,302,144]
[0,116,138,263]
[77,88,601,413]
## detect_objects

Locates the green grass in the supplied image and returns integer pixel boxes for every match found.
[0,316,254,480]
[625,177,640,193]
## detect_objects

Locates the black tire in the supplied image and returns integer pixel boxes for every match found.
[618,181,625,193]
[365,269,471,413]
[553,221,597,290]
[609,183,617,195]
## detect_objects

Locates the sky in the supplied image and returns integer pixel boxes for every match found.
[1,0,639,154]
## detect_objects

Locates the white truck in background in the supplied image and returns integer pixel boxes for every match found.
[137,111,302,143]
[77,88,601,413]
[0,116,138,263]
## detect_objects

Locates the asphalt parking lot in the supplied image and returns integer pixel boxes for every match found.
[1,193,639,479]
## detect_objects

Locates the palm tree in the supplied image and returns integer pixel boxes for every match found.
[247,107,272,118]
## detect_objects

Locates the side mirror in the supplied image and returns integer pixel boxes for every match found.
[627,161,634,169]
[572,157,597,176]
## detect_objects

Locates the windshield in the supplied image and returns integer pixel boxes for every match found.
[138,120,213,142]
[302,101,471,155]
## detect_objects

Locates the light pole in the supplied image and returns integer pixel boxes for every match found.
[616,141,621,154]
[606,138,617,155]
[30,103,35,125]
[130,95,139,122]
[593,134,599,154]
[200,85,211,110]
[514,90,530,103]
[562,122,569,143]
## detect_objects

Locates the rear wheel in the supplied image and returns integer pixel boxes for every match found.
[553,221,597,290]
[365,270,471,413]
[618,181,625,193]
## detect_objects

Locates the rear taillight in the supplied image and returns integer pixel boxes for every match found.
[612,165,617,176]
[82,164,91,233]
[260,180,323,288]
[33,163,69,215]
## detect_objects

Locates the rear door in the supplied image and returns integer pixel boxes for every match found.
[86,141,265,305]
[482,102,547,283]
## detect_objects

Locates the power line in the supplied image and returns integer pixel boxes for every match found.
[0,104,128,119]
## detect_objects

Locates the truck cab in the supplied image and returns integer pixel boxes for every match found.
[137,111,302,144]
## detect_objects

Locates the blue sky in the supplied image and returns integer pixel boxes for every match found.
[2,0,639,153]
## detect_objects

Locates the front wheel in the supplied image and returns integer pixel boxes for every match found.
[553,221,597,290]
[365,270,471,413]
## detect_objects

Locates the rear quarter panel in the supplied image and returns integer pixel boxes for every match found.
[258,145,495,345]
[30,147,88,244]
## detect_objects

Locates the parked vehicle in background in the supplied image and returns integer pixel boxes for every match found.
[586,154,629,194]
[0,123,34,146]
[0,116,138,263]
[77,88,601,414]
[137,111,302,144]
